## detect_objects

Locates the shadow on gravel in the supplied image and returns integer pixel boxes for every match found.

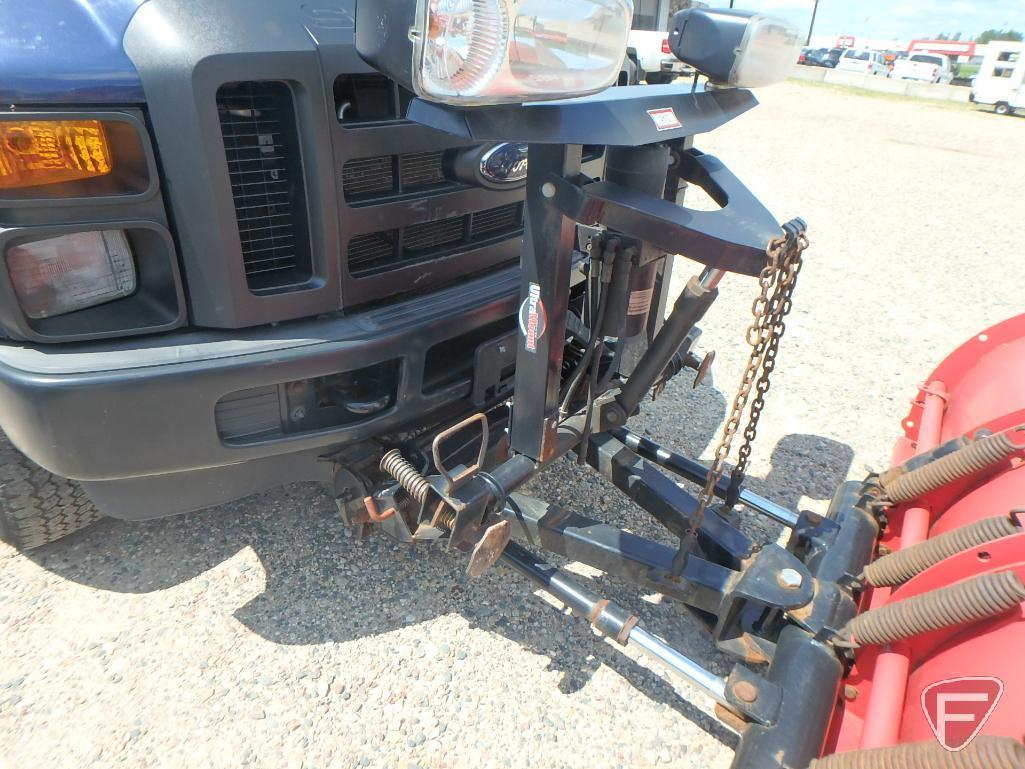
[23,377,853,750]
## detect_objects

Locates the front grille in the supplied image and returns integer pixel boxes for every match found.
[400,151,447,190]
[341,155,394,200]
[349,202,524,278]
[342,150,457,203]
[217,81,312,291]
[335,74,414,126]
[470,203,522,239]
[403,216,467,252]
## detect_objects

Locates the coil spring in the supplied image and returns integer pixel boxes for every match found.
[809,736,1025,769]
[884,429,1021,504]
[380,449,432,506]
[864,515,1020,587]
[839,570,1025,648]
[379,450,457,528]
[434,508,457,528]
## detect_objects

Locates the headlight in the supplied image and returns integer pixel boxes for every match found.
[6,230,136,319]
[668,8,802,88]
[0,120,112,190]
[357,0,634,106]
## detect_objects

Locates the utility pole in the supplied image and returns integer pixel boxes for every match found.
[806,0,820,46]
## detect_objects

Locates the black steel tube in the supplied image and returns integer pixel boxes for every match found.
[500,493,733,613]
[478,415,591,507]
[810,481,880,583]
[730,625,843,769]
[605,145,671,198]
[599,245,634,339]
[614,428,801,528]
[583,432,753,564]
[501,540,601,618]
[500,540,730,705]
[617,275,719,415]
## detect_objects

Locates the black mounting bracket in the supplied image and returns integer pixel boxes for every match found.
[547,150,779,277]
[407,84,758,146]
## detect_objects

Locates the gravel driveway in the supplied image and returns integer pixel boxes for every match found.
[2,82,1023,769]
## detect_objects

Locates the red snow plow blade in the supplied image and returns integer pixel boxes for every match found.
[818,314,1025,767]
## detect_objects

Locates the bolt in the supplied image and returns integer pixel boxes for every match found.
[732,681,759,704]
[843,685,859,701]
[778,568,803,590]
[540,182,556,199]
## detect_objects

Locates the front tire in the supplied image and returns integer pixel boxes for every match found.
[994,102,1012,116]
[0,431,103,550]
[644,72,673,85]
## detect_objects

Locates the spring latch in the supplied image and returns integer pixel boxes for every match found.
[377,449,456,529]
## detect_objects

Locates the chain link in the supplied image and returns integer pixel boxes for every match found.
[690,222,809,534]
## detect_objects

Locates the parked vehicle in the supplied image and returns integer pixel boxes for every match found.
[970,41,1024,115]
[892,52,955,84]
[805,47,844,68]
[798,46,812,65]
[628,0,694,84]
[836,48,888,76]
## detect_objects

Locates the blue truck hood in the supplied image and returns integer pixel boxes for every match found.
[0,0,148,104]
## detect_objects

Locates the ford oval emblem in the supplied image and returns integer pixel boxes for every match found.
[479,143,529,186]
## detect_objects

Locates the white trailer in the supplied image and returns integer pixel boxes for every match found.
[970,41,1025,115]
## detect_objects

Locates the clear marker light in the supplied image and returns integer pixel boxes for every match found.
[416,0,634,104]
[6,230,136,319]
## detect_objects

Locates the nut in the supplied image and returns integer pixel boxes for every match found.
[778,568,803,590]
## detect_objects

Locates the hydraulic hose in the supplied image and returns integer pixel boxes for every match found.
[559,245,615,417]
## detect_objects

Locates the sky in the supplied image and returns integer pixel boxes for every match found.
[740,0,1025,42]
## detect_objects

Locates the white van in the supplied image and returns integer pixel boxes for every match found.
[971,42,1025,115]
[836,49,887,76]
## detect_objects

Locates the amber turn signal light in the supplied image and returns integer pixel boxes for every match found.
[0,120,113,190]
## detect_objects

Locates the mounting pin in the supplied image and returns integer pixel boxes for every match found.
[732,681,759,704]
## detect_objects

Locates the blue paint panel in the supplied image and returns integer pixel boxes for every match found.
[0,0,148,104]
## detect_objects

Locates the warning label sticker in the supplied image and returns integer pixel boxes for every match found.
[647,107,683,132]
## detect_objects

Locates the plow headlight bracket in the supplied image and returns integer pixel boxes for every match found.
[356,0,634,106]
[668,7,802,89]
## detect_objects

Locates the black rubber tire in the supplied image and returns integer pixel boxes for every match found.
[994,102,1012,116]
[0,431,102,550]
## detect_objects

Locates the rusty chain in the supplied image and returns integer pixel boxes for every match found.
[690,220,809,539]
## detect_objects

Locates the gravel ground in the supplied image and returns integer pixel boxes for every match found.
[2,83,1023,769]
